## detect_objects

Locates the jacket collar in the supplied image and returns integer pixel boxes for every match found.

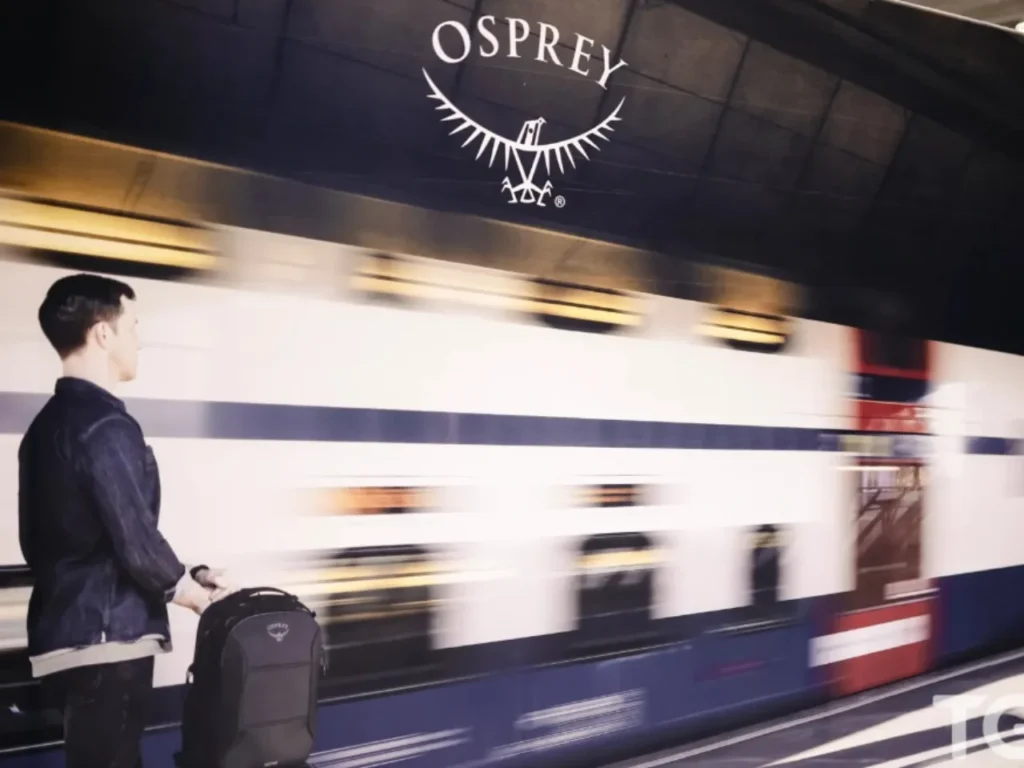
[54,376,126,412]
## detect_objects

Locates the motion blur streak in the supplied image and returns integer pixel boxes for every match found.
[0,132,1020,768]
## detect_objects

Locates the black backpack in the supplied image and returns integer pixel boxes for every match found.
[175,587,326,768]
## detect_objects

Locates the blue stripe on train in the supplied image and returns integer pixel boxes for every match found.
[0,392,1014,454]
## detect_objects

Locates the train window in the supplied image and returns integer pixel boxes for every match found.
[859,331,926,375]
[229,229,339,296]
[750,524,782,610]
[291,485,445,695]
[851,374,928,404]
[350,252,415,306]
[529,278,640,334]
[700,307,790,353]
[312,485,433,516]
[852,331,928,434]
[352,251,530,323]
[282,545,441,696]
[847,461,927,612]
[0,195,219,283]
[715,525,797,632]
[576,483,644,508]
[698,266,796,353]
[565,483,666,659]
[571,532,664,658]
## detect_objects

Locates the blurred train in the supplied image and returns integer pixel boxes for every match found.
[1,124,1024,768]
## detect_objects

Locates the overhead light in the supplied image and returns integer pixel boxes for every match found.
[1015,20,1024,32]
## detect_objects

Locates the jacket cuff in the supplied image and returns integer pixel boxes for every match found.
[165,564,189,604]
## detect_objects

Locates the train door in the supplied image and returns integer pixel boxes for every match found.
[567,483,667,659]
[850,461,927,611]
[818,330,936,695]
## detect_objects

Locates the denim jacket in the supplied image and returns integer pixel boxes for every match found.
[18,377,186,657]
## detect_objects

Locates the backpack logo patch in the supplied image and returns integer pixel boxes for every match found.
[267,622,290,642]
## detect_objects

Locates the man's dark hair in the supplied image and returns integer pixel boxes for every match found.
[38,273,136,359]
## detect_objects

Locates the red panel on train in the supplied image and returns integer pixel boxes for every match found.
[819,329,938,695]
[830,599,935,696]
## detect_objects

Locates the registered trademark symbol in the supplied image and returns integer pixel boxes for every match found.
[555,196,566,208]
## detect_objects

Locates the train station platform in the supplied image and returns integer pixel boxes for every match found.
[602,649,1024,768]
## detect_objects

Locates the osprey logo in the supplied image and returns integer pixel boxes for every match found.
[267,622,289,642]
[425,17,628,207]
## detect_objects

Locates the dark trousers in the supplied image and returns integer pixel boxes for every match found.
[42,656,154,768]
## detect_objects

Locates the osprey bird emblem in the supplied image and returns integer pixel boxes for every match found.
[423,69,625,207]
[267,622,289,642]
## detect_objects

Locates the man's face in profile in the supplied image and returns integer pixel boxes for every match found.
[107,296,140,383]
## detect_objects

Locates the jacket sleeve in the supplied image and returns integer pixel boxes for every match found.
[79,415,186,602]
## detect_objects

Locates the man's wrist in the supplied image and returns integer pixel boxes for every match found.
[171,569,193,603]
[164,562,187,603]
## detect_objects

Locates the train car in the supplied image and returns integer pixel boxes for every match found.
[0,136,1023,768]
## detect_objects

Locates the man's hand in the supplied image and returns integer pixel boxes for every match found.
[171,575,212,616]
[193,567,237,601]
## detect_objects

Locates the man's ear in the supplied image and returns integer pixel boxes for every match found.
[90,321,110,350]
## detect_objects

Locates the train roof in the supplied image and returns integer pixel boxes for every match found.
[0,0,1022,352]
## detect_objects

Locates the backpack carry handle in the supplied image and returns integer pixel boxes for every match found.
[228,586,315,616]
[234,586,294,599]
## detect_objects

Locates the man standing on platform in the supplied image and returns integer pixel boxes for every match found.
[18,273,234,768]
